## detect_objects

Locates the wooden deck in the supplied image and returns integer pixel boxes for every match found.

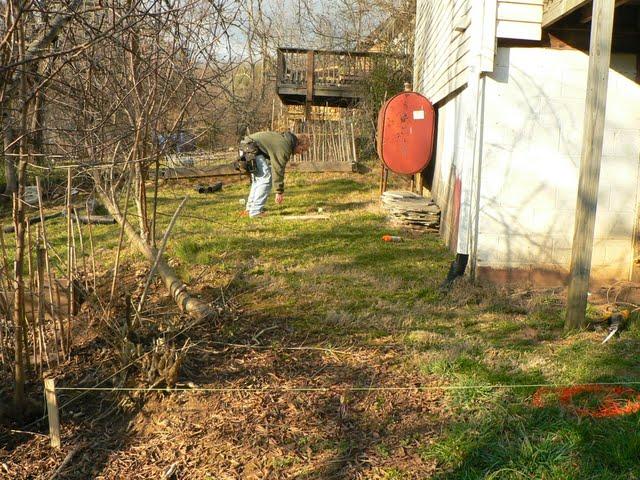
[276,48,377,107]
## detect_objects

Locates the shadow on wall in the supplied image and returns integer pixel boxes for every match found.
[474,47,640,285]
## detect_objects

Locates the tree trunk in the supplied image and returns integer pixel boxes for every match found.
[96,188,212,320]
[12,155,29,411]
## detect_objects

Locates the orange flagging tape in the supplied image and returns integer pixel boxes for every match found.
[533,385,640,418]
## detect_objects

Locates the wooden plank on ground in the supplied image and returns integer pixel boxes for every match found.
[289,162,355,173]
[281,214,330,221]
[163,164,240,179]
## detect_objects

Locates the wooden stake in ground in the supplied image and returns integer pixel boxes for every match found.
[44,378,61,449]
[566,0,615,331]
[380,164,389,196]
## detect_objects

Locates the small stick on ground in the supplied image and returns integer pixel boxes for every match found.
[49,444,82,480]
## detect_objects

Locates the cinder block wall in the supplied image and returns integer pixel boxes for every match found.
[476,47,640,285]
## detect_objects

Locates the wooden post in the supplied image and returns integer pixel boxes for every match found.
[350,122,358,165]
[415,172,424,196]
[379,164,389,196]
[566,0,616,331]
[276,49,284,87]
[44,378,61,449]
[304,50,314,122]
[306,50,314,103]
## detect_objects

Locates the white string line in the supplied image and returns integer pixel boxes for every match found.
[54,381,640,393]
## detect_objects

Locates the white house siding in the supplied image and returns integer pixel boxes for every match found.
[413,0,473,104]
[413,0,540,101]
[476,47,640,284]
[496,0,542,41]
[431,92,468,249]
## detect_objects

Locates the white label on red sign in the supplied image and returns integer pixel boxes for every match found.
[413,110,425,120]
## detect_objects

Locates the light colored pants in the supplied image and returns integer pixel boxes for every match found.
[246,154,272,217]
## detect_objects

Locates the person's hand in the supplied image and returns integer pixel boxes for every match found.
[275,192,284,204]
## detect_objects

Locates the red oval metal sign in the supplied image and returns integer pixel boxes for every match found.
[377,92,435,175]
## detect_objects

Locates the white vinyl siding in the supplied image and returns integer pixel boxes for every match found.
[414,0,473,104]
[496,0,543,40]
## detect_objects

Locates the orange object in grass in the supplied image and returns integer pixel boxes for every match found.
[532,385,640,418]
[382,235,402,242]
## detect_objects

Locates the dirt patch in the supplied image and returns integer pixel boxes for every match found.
[1,256,445,479]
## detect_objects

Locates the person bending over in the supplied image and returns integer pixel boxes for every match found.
[243,131,310,217]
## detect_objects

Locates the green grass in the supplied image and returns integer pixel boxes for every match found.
[4,169,640,478]
[172,172,640,479]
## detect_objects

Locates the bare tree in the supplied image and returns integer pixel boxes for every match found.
[0,0,244,413]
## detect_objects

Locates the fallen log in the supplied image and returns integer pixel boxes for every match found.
[76,215,116,225]
[2,211,62,233]
[2,209,115,233]
[96,189,213,321]
[63,211,116,225]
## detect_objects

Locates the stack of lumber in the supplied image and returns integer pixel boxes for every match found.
[381,190,440,232]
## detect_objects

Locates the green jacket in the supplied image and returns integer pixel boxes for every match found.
[248,131,297,193]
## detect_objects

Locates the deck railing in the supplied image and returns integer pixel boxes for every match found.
[276,48,376,94]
